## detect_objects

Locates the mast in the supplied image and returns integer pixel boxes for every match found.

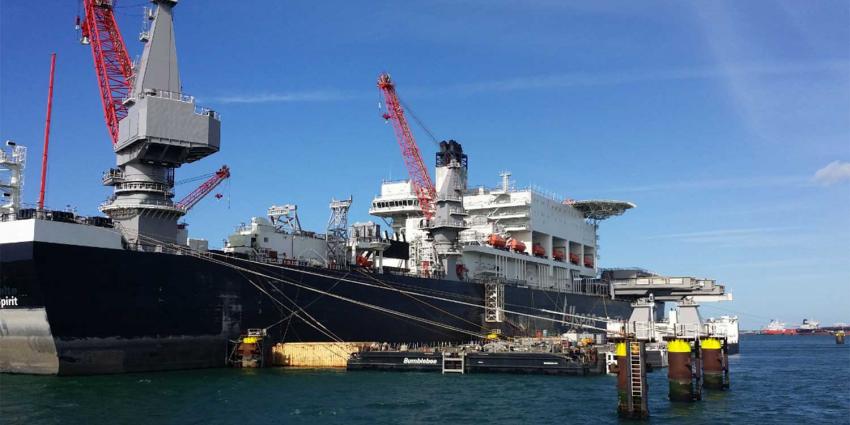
[38,53,56,211]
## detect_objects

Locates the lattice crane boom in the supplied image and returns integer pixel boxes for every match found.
[377,73,436,220]
[176,165,230,212]
[78,0,134,145]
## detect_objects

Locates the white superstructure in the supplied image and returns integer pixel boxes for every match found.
[459,182,599,287]
[224,208,328,265]
[225,140,634,296]
[705,315,739,346]
[368,140,634,289]
[0,141,26,221]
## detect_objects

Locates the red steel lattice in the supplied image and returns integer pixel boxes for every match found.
[80,0,134,145]
[176,165,230,211]
[377,73,436,220]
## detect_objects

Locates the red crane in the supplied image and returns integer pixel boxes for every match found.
[175,165,230,211]
[38,53,57,211]
[377,73,436,220]
[78,0,134,145]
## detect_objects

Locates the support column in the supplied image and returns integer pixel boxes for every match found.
[701,338,729,390]
[616,340,649,419]
[668,339,701,402]
[616,342,628,413]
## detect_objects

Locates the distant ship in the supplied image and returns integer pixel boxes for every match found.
[796,319,821,334]
[761,320,797,335]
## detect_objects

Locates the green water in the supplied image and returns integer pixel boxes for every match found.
[1,335,848,424]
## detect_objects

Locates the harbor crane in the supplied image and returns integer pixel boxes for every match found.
[78,0,228,215]
[175,165,230,212]
[377,73,436,221]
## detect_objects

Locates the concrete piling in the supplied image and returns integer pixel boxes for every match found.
[667,339,700,401]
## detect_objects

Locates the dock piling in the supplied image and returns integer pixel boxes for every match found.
[700,338,729,390]
[667,339,701,401]
[616,340,649,419]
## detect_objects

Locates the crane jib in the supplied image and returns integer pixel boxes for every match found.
[376,73,437,220]
[79,0,134,145]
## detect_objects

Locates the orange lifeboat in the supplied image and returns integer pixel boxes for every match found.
[569,253,580,265]
[507,238,526,253]
[584,256,594,268]
[553,249,566,262]
[532,244,546,258]
[487,234,506,249]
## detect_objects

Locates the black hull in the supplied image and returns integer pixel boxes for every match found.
[0,241,631,375]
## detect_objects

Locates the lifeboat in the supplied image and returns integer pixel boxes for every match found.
[569,253,579,265]
[584,257,594,268]
[507,238,526,253]
[532,244,546,258]
[553,249,566,262]
[487,234,506,249]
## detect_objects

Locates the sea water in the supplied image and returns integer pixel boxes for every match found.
[1,334,847,424]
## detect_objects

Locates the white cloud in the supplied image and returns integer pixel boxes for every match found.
[602,175,808,194]
[648,227,792,240]
[207,61,849,104]
[208,90,359,104]
[813,160,850,186]
[647,226,801,247]
[406,61,849,97]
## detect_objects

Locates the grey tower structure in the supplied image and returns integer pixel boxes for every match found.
[327,197,353,265]
[431,140,468,275]
[100,0,221,245]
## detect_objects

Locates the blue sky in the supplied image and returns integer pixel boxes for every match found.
[2,1,848,329]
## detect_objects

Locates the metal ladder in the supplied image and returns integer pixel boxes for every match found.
[628,341,644,404]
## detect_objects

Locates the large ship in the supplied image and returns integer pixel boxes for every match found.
[796,319,821,334]
[761,320,797,335]
[1,0,639,375]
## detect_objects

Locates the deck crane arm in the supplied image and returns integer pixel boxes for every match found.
[175,165,230,212]
[78,0,134,145]
[377,73,436,220]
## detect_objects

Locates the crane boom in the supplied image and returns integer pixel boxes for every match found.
[176,165,230,212]
[377,73,436,220]
[79,0,134,145]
